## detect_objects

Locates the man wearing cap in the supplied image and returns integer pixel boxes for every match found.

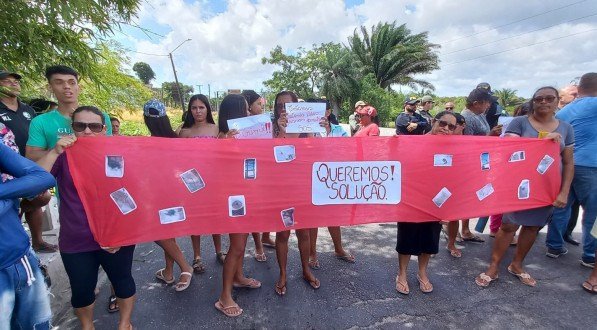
[476,82,503,129]
[349,101,366,136]
[26,65,112,162]
[0,71,58,253]
[419,95,434,124]
[395,96,429,135]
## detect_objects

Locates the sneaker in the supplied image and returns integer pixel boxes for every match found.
[546,247,568,258]
[581,257,595,268]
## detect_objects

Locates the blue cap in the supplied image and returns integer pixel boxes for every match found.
[143,99,166,118]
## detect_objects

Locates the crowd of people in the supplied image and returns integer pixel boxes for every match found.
[1,66,596,328]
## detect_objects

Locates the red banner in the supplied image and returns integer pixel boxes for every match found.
[66,136,561,247]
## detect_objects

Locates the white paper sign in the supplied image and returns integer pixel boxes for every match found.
[285,102,326,134]
[227,114,273,139]
[498,116,514,137]
[312,161,401,205]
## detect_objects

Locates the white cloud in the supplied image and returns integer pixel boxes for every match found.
[122,0,597,98]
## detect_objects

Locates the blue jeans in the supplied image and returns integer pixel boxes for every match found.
[546,166,597,260]
[0,248,51,329]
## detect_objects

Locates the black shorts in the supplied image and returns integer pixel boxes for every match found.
[396,222,441,256]
[60,246,136,308]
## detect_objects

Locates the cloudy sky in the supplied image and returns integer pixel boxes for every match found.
[115,0,597,97]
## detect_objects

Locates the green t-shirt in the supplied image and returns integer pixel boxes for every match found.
[26,109,112,149]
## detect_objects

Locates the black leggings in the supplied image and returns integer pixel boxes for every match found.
[61,246,136,308]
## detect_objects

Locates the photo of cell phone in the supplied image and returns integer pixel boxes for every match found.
[244,158,257,179]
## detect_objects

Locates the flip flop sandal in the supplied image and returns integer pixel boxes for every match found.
[417,276,433,293]
[507,266,536,287]
[582,281,597,294]
[335,252,356,263]
[174,272,193,292]
[254,252,267,262]
[275,283,287,296]
[308,258,320,270]
[233,278,262,289]
[303,277,321,290]
[155,268,175,284]
[475,273,498,287]
[192,259,206,274]
[214,300,243,317]
[216,252,227,264]
[395,276,409,295]
[108,295,119,313]
[446,247,462,258]
[462,235,485,243]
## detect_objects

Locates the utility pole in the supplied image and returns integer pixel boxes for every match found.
[196,85,202,94]
[208,84,211,100]
[168,38,191,112]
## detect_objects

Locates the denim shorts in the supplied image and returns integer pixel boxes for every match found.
[0,248,51,329]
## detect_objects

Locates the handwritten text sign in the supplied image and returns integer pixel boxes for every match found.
[285,102,325,134]
[312,161,401,205]
[227,114,273,139]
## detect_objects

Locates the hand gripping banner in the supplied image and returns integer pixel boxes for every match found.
[66,136,561,247]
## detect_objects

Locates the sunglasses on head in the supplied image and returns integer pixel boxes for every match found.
[435,119,457,131]
[533,96,557,103]
[72,122,104,133]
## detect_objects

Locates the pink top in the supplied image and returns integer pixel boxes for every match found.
[353,124,380,137]
[190,135,217,139]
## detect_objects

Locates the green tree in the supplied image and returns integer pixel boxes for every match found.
[0,0,140,81]
[162,82,194,107]
[261,45,317,98]
[494,88,519,108]
[348,21,440,90]
[132,62,156,85]
[317,44,361,115]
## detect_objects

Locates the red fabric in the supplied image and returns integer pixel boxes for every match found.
[66,135,561,247]
[353,124,380,137]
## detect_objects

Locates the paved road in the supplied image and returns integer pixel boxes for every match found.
[52,221,596,329]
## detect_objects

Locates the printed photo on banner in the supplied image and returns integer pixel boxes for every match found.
[433,154,453,167]
[106,155,124,178]
[159,207,186,224]
[280,207,295,228]
[509,151,525,162]
[179,168,205,193]
[537,155,554,174]
[312,161,401,205]
[244,158,257,179]
[227,113,273,139]
[476,183,495,201]
[274,145,296,163]
[284,102,326,134]
[110,188,137,215]
[518,179,530,200]
[480,152,490,170]
[432,187,452,208]
[228,195,246,217]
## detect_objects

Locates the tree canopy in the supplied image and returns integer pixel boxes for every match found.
[133,62,156,85]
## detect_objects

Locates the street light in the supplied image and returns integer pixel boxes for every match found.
[169,38,191,112]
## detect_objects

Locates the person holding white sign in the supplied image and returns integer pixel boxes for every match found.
[353,105,380,137]
[272,90,324,296]
[396,111,458,295]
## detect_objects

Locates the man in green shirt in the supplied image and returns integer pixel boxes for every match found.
[26,65,112,160]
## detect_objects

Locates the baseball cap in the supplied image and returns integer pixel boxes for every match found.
[476,82,491,93]
[354,100,366,108]
[467,88,492,104]
[0,71,22,80]
[143,99,167,118]
[404,96,420,105]
[420,95,434,103]
[356,105,377,117]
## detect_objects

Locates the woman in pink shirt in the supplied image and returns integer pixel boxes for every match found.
[353,105,380,137]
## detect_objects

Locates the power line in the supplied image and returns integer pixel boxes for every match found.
[441,0,587,44]
[442,28,597,66]
[443,12,597,56]
[122,48,168,57]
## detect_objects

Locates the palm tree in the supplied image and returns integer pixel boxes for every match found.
[494,88,519,107]
[317,44,360,114]
[348,21,440,90]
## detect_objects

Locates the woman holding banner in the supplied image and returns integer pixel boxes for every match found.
[272,91,321,296]
[37,106,136,330]
[396,111,458,294]
[215,94,262,317]
[143,100,196,292]
[476,86,574,288]
[179,94,226,272]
